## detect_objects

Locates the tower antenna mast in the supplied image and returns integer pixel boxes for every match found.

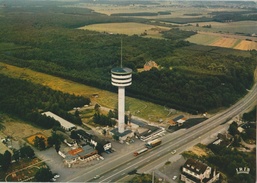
[120,38,123,68]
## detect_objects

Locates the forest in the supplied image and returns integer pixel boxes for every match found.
[0,74,90,128]
[0,1,256,115]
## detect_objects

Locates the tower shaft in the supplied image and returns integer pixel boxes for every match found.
[118,87,125,133]
[111,67,132,134]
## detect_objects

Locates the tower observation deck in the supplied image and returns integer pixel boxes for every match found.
[111,67,132,133]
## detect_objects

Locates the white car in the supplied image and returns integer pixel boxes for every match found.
[171,150,176,154]
[94,175,100,179]
[54,174,60,178]
[172,175,177,180]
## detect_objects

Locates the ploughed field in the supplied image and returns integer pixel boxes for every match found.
[187,32,257,51]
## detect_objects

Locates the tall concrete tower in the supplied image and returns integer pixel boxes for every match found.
[111,66,132,133]
[111,40,132,133]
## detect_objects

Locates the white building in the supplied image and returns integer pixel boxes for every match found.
[111,67,132,133]
[90,136,112,152]
[42,111,76,131]
[181,158,220,183]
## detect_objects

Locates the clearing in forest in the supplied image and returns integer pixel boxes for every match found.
[79,22,170,38]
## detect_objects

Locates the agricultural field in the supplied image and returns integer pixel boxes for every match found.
[181,21,257,35]
[76,2,244,20]
[79,22,170,38]
[187,32,257,51]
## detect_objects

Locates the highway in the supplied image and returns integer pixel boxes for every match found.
[64,82,257,182]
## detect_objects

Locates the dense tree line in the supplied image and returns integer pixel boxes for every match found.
[0,150,12,172]
[211,10,257,22]
[243,107,256,122]
[0,3,256,114]
[0,74,90,128]
[207,144,256,183]
[161,28,197,41]
[93,113,116,127]
[34,167,53,182]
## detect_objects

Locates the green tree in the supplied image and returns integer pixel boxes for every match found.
[228,121,239,136]
[12,149,20,162]
[94,104,101,113]
[107,110,115,118]
[20,145,35,158]
[2,150,12,171]
[0,153,3,170]
[47,136,55,147]
[33,136,46,150]
[74,109,80,117]
[70,130,80,140]
[34,167,53,182]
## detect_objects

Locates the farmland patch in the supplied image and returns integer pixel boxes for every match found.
[211,37,238,48]
[79,22,170,38]
[186,34,220,45]
[187,32,257,51]
[234,40,257,51]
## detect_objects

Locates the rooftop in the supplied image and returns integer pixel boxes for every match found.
[42,111,76,130]
[183,158,208,174]
[111,67,132,74]
[110,128,132,137]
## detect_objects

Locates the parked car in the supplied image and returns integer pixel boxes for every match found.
[51,178,56,182]
[94,175,100,179]
[171,150,176,154]
[54,174,60,179]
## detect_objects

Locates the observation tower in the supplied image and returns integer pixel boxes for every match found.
[111,66,132,133]
[111,40,132,134]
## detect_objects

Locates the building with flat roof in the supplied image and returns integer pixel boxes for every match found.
[42,111,76,131]
[110,128,133,141]
[62,145,98,167]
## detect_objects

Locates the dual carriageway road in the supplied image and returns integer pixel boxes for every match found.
[65,82,257,182]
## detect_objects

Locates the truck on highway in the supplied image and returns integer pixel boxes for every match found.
[134,148,148,156]
[145,139,162,148]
